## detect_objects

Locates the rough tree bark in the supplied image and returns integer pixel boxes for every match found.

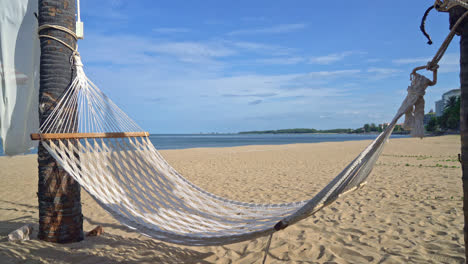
[449,5,468,262]
[37,0,83,243]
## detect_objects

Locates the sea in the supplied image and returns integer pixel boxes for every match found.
[0,133,409,156]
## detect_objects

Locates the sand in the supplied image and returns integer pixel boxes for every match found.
[0,135,464,263]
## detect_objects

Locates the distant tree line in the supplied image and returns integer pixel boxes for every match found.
[351,123,381,133]
[348,123,406,134]
[426,96,460,133]
[238,100,461,135]
[238,124,408,135]
[238,128,351,134]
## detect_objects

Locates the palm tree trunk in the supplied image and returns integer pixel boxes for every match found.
[461,32,468,264]
[37,0,83,243]
[450,6,468,262]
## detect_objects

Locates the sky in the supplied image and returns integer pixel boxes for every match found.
[78,0,461,133]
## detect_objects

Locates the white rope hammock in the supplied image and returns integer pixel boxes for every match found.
[30,53,434,246]
[34,0,468,245]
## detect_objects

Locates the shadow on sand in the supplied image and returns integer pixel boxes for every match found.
[0,200,214,263]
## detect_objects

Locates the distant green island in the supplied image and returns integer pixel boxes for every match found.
[239,128,353,134]
[238,124,409,134]
[239,96,462,135]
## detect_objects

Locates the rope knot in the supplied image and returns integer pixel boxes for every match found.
[73,54,83,67]
[426,62,439,72]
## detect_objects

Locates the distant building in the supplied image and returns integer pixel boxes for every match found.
[435,100,445,117]
[424,109,436,125]
[435,89,461,116]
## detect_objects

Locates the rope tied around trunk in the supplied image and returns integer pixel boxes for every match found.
[36,24,82,141]
[38,24,80,65]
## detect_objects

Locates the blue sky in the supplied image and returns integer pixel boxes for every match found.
[78,0,460,133]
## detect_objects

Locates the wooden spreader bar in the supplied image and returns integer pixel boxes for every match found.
[31,132,150,140]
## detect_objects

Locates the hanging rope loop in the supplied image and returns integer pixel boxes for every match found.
[411,66,437,87]
[420,5,436,45]
[404,8,468,138]
[412,7,468,87]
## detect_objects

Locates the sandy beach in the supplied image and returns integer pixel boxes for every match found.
[0,135,464,263]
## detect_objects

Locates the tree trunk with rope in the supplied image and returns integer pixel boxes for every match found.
[37,0,83,243]
[449,5,468,262]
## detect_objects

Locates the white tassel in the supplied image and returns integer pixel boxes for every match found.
[411,97,425,138]
[403,107,415,131]
[73,55,88,89]
[399,73,430,138]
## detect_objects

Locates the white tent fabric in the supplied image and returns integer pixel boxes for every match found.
[0,0,39,155]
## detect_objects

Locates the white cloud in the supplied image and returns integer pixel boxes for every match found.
[228,23,306,36]
[80,34,158,65]
[78,31,398,132]
[80,34,236,68]
[309,51,363,65]
[67,1,465,133]
[229,41,293,56]
[277,69,361,89]
[83,61,398,132]
[367,67,400,74]
[306,69,361,78]
[256,57,304,65]
[309,53,348,65]
[392,53,459,73]
[222,93,277,98]
[150,42,236,59]
[367,67,401,79]
[81,33,302,68]
[392,57,430,65]
[438,53,460,73]
[80,0,128,20]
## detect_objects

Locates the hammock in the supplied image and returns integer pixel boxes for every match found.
[30,52,434,246]
[28,0,468,248]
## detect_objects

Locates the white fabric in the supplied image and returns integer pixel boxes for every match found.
[0,0,39,155]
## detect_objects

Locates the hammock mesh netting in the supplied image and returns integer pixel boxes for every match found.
[34,55,431,246]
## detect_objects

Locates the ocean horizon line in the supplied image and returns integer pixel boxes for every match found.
[0,133,409,156]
